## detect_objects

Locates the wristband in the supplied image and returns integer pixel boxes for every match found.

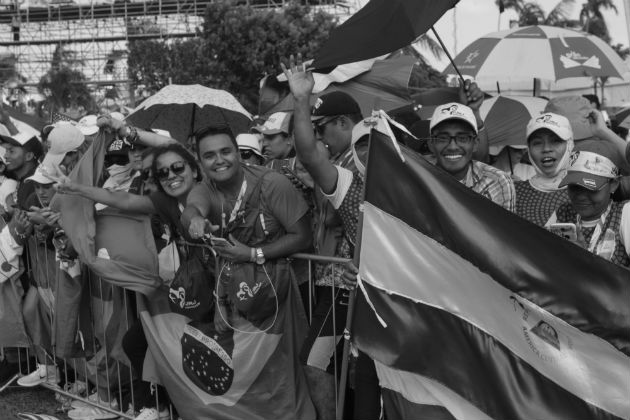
[126,126,140,144]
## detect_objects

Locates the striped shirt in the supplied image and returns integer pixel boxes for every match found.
[461,161,515,212]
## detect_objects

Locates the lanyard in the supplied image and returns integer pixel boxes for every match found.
[221,178,248,230]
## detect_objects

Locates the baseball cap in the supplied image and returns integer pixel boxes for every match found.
[311,91,361,122]
[0,131,44,160]
[25,164,56,185]
[558,150,619,190]
[236,134,264,160]
[76,115,99,136]
[526,112,573,141]
[429,102,478,134]
[254,112,291,135]
[41,124,85,173]
[544,96,592,140]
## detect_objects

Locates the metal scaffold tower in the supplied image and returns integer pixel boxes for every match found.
[0,0,358,107]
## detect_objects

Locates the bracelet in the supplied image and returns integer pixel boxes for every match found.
[126,126,140,144]
[12,226,27,240]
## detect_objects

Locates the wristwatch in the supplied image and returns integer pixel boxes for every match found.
[255,247,265,265]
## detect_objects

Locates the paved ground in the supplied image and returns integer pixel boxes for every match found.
[0,383,71,420]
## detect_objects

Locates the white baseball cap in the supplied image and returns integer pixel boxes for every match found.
[76,114,99,136]
[559,150,619,190]
[429,103,478,134]
[26,164,56,185]
[526,112,573,142]
[41,124,85,173]
[236,134,264,160]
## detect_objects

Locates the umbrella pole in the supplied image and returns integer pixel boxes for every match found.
[431,27,466,87]
[496,81,501,95]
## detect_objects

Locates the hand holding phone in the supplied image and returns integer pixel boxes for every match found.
[548,223,578,241]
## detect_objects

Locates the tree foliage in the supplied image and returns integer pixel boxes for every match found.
[38,66,96,118]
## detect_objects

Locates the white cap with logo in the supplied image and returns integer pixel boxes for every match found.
[559,150,619,191]
[526,112,573,142]
[41,123,85,175]
[429,103,478,134]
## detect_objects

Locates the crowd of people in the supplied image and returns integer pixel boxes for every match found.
[0,56,629,420]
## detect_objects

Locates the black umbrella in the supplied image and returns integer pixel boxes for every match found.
[311,0,458,71]
[126,84,252,142]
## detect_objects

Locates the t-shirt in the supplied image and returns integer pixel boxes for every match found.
[187,165,309,247]
[149,191,196,243]
[461,161,516,212]
[515,181,570,227]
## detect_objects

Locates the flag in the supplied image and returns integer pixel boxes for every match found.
[311,0,459,71]
[50,110,75,125]
[353,132,630,419]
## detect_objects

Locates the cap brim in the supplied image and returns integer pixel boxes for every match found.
[77,125,99,136]
[259,128,285,135]
[0,135,21,147]
[239,146,264,159]
[310,115,326,122]
[558,171,609,190]
[42,124,55,136]
[431,116,478,134]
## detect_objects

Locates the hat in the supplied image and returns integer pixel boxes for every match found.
[41,124,85,172]
[544,96,593,140]
[254,112,291,135]
[558,150,619,190]
[76,115,99,136]
[526,112,573,141]
[311,91,361,122]
[0,131,44,160]
[429,102,478,134]
[236,134,264,160]
[110,112,125,122]
[106,138,131,157]
[26,164,56,185]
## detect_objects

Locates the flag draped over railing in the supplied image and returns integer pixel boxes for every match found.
[353,132,630,420]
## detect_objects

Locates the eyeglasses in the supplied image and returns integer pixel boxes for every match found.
[430,134,476,147]
[155,161,187,181]
[313,116,339,136]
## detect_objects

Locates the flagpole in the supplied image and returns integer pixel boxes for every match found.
[431,27,466,87]
[336,132,372,420]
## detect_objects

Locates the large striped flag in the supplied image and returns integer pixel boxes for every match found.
[353,132,630,419]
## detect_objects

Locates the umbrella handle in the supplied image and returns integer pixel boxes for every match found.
[431,27,467,87]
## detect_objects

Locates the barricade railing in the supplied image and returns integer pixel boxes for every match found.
[1,245,352,420]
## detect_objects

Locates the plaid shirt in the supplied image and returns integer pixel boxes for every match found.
[461,161,515,212]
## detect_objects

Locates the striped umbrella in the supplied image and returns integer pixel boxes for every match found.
[443,25,629,82]
[480,95,548,150]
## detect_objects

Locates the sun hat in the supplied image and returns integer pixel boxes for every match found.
[236,134,264,160]
[558,150,619,190]
[526,112,573,141]
[311,91,361,122]
[429,102,478,134]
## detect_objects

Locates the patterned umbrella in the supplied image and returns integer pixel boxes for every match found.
[480,95,548,149]
[127,85,252,142]
[614,107,630,130]
[443,25,629,82]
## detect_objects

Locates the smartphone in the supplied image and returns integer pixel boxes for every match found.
[209,236,233,247]
[548,223,578,241]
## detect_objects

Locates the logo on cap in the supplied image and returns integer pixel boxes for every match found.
[313,98,323,110]
[441,104,466,118]
[582,178,597,189]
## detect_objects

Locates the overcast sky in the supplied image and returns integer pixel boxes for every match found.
[420,0,629,71]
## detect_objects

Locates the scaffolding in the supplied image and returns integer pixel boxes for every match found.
[0,0,358,108]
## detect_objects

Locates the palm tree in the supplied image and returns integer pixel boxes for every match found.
[518,0,575,26]
[580,0,618,43]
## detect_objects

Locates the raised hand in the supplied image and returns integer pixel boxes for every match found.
[280,53,315,100]
[458,79,484,113]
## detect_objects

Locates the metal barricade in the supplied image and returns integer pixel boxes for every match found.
[1,242,352,420]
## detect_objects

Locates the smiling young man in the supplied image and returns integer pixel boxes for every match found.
[429,103,515,211]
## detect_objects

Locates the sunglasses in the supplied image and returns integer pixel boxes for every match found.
[155,161,187,181]
[313,116,339,136]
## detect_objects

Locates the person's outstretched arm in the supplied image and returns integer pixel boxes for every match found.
[282,54,339,195]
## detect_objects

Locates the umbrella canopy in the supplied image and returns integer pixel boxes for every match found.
[614,107,630,130]
[127,84,252,142]
[311,0,458,71]
[266,56,416,118]
[443,25,629,82]
[480,95,548,150]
